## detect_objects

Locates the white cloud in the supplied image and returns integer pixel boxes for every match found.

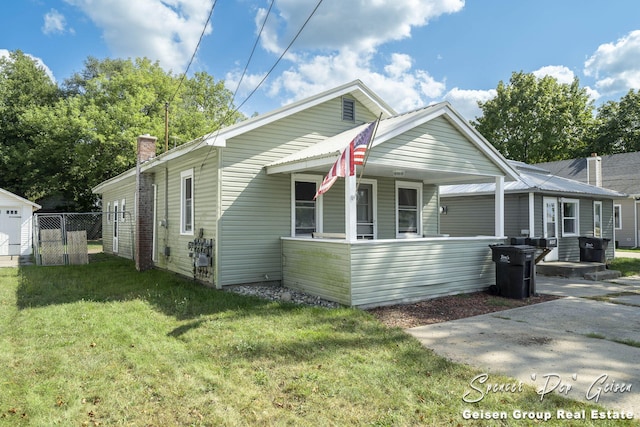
[443,88,496,122]
[584,30,640,95]
[63,0,213,73]
[43,9,71,35]
[247,0,463,113]
[533,65,575,85]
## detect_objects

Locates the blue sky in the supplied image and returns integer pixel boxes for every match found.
[2,0,640,121]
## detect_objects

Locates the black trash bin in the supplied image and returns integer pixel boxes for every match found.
[578,237,610,263]
[490,245,536,299]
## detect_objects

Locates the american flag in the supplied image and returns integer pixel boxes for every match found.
[314,120,378,199]
[351,120,377,169]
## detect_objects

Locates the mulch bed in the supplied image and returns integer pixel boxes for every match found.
[368,291,560,329]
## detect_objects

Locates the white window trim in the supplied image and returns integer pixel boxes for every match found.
[614,204,622,230]
[593,201,603,238]
[395,181,423,238]
[180,169,194,236]
[291,174,323,237]
[358,178,378,239]
[561,198,580,237]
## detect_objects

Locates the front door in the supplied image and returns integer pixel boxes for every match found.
[357,183,375,239]
[0,207,21,256]
[543,197,559,261]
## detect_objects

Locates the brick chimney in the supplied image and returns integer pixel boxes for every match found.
[136,134,157,271]
[586,152,602,187]
[137,134,157,163]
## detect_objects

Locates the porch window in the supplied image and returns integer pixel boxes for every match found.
[293,175,322,236]
[614,204,622,230]
[396,181,422,237]
[181,169,194,235]
[593,201,602,238]
[562,199,579,237]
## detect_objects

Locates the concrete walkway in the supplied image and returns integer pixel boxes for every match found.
[0,255,33,268]
[408,276,640,413]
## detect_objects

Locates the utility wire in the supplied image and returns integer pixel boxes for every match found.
[194,0,323,159]
[169,0,217,104]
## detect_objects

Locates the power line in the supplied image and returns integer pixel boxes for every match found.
[169,0,217,104]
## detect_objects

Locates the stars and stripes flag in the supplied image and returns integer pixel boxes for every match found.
[314,120,378,199]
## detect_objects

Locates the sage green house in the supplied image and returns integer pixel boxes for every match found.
[93,80,519,307]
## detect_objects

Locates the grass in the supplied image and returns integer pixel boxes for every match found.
[610,256,640,277]
[0,255,637,426]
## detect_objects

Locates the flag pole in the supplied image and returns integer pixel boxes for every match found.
[356,113,383,192]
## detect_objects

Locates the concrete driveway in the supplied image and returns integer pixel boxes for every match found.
[408,276,640,414]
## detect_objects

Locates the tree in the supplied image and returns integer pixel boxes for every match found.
[0,50,60,199]
[22,57,244,210]
[587,89,640,155]
[474,71,595,163]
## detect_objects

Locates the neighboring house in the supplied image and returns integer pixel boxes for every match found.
[440,161,626,263]
[537,152,640,248]
[93,80,520,308]
[0,188,41,256]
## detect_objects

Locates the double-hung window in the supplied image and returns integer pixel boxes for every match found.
[562,199,579,237]
[614,204,622,230]
[396,181,422,237]
[292,175,322,237]
[181,169,194,235]
[593,201,602,238]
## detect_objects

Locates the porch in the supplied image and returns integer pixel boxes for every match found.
[282,236,504,307]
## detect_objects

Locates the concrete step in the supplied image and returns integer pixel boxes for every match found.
[584,269,622,281]
[537,261,606,278]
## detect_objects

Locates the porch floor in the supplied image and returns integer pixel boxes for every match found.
[537,261,621,281]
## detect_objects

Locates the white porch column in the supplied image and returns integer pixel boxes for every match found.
[345,173,357,242]
[495,176,505,237]
[528,192,535,237]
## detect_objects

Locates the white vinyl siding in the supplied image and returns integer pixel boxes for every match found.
[217,97,378,286]
[367,116,504,178]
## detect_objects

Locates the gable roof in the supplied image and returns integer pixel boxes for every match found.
[536,151,640,195]
[266,102,520,183]
[94,80,396,194]
[441,161,627,198]
[0,188,41,210]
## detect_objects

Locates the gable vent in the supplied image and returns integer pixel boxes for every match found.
[342,97,355,122]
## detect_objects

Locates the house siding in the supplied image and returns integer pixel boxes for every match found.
[101,179,136,259]
[218,98,378,286]
[368,116,504,177]
[282,237,502,307]
[439,195,495,236]
[616,199,637,247]
[155,152,218,282]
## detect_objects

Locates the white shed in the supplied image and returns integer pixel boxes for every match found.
[0,188,41,256]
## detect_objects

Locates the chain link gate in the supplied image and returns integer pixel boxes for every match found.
[33,213,105,266]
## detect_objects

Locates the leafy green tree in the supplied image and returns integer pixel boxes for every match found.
[587,89,640,155]
[23,57,244,210]
[474,71,595,163]
[0,50,60,199]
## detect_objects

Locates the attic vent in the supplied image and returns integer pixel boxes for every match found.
[342,97,355,122]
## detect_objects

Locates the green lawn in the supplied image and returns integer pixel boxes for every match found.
[610,256,640,277]
[0,254,637,426]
